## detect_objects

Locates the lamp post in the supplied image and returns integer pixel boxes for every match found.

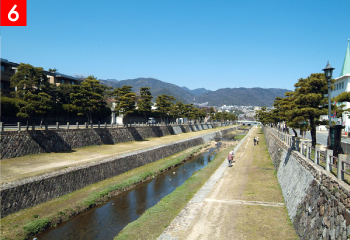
[323,61,335,148]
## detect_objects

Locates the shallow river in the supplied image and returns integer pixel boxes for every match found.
[36,144,220,240]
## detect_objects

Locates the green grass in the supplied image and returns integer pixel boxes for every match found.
[115,147,233,240]
[234,134,246,140]
[23,218,50,235]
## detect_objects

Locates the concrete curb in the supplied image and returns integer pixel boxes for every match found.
[157,126,254,240]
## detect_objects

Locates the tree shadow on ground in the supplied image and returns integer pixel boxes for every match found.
[179,125,187,133]
[150,126,164,137]
[93,128,114,145]
[128,127,144,141]
[30,130,72,153]
[166,125,175,135]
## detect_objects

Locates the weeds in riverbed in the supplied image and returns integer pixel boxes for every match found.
[23,218,50,235]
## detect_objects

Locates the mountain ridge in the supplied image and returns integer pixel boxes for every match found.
[99,78,290,106]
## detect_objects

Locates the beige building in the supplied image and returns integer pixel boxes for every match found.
[0,58,81,97]
[46,71,81,86]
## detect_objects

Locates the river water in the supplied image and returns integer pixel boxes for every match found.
[36,143,221,240]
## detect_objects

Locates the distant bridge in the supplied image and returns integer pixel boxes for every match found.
[237,120,260,126]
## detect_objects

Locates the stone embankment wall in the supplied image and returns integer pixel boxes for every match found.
[263,126,350,240]
[0,125,237,217]
[1,123,228,159]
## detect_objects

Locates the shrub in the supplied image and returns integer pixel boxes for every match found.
[23,218,50,235]
[0,96,24,117]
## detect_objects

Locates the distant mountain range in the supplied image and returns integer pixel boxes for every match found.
[99,78,290,107]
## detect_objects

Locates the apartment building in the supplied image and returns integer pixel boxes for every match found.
[0,58,19,97]
[0,58,81,97]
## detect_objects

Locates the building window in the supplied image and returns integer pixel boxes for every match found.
[342,82,344,89]
[337,84,339,90]
[61,80,65,84]
[1,65,5,72]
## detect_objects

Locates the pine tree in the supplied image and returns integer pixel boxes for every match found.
[70,76,108,124]
[289,73,333,146]
[138,87,153,122]
[155,94,176,123]
[10,63,53,124]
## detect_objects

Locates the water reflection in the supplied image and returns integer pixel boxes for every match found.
[36,149,217,240]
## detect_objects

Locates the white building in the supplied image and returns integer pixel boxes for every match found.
[330,39,350,132]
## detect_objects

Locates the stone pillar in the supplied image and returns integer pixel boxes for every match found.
[91,122,93,128]
[111,111,116,124]
[105,122,107,128]
[45,122,48,131]
[32,123,35,131]
[314,145,320,165]
[85,122,88,128]
[98,121,100,129]
[326,149,333,172]
[67,122,70,130]
[338,154,347,181]
[76,122,79,129]
[287,136,291,147]
[56,122,59,130]
[294,137,300,151]
[306,142,311,159]
[0,122,3,132]
[17,122,21,131]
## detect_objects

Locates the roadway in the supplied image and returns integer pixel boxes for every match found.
[290,129,350,146]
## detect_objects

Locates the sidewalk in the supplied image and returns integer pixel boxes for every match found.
[159,126,298,240]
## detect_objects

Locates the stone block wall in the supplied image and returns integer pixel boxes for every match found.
[263,126,350,239]
[0,126,237,217]
[1,123,230,159]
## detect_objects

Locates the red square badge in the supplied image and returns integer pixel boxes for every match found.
[1,0,27,26]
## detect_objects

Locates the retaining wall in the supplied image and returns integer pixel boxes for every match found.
[0,123,229,159]
[0,125,237,218]
[263,126,350,239]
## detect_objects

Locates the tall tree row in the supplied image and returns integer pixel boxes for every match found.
[6,63,238,124]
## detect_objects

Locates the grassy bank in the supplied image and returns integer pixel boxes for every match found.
[115,145,234,240]
[1,144,210,240]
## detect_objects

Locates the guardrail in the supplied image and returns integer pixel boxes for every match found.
[267,126,350,183]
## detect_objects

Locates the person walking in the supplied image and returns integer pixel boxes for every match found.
[227,151,234,167]
[254,137,256,146]
[256,136,259,145]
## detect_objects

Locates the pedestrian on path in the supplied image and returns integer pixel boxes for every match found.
[227,151,234,167]
[253,137,256,146]
[256,136,259,145]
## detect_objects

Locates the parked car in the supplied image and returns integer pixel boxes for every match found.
[148,117,156,124]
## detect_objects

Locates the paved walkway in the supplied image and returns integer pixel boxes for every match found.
[158,126,298,240]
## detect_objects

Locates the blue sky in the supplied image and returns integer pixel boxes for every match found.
[1,0,349,91]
